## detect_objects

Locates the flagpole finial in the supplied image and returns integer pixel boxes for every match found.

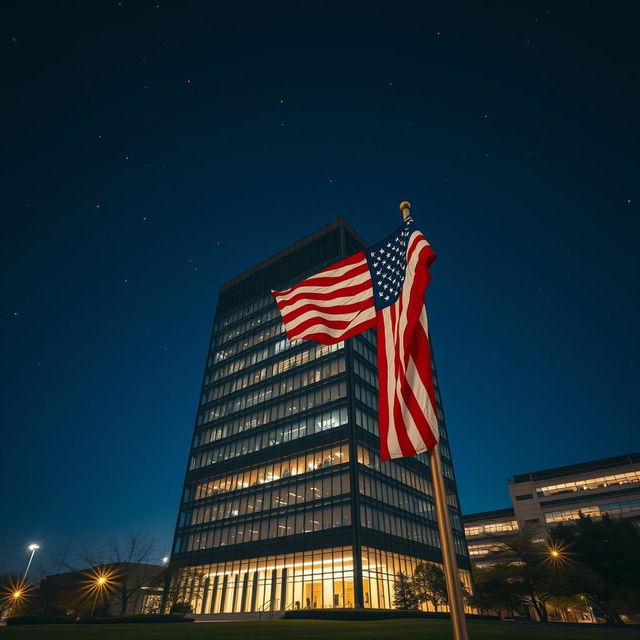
[399,201,412,222]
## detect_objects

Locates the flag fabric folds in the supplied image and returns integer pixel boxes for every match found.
[272,219,439,461]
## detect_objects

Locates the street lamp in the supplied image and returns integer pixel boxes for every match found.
[23,544,40,581]
[0,579,31,619]
[82,568,116,617]
[10,590,23,617]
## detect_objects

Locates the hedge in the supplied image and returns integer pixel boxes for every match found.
[7,614,194,625]
[283,609,499,621]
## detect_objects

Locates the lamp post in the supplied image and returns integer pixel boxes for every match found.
[91,576,107,617]
[10,590,23,617]
[23,544,40,581]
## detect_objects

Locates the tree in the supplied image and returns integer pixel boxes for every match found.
[163,566,205,614]
[82,531,164,615]
[393,572,418,609]
[467,565,523,618]
[412,563,448,612]
[552,515,640,624]
[496,524,560,622]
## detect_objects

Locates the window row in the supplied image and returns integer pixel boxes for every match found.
[183,472,351,527]
[180,503,352,552]
[207,336,301,383]
[464,521,519,538]
[193,406,349,467]
[190,443,350,500]
[467,543,498,557]
[213,320,286,364]
[360,504,439,547]
[352,336,377,366]
[200,358,346,422]
[203,343,343,404]
[353,357,378,390]
[544,498,640,524]
[360,505,468,557]
[359,472,436,523]
[212,305,280,348]
[356,329,377,350]
[355,383,378,412]
[214,293,273,333]
[357,445,432,496]
[169,546,355,614]
[198,380,347,430]
[536,471,640,497]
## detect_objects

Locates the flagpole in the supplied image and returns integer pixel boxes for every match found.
[399,201,469,640]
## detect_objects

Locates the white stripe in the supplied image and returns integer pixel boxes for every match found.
[285,303,372,333]
[383,306,402,459]
[281,288,373,321]
[418,307,439,439]
[275,269,371,305]
[294,306,376,340]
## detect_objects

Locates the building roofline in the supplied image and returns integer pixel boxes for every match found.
[220,217,367,292]
[463,507,515,522]
[510,452,640,484]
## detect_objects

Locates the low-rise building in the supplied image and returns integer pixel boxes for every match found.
[463,452,640,623]
[38,563,165,616]
[464,451,640,562]
[507,452,640,529]
[463,508,517,568]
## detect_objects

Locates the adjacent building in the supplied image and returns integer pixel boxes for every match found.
[38,563,165,616]
[169,218,471,616]
[464,451,640,566]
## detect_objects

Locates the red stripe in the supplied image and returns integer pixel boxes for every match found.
[300,316,377,345]
[391,295,419,459]
[276,278,371,311]
[282,298,373,325]
[287,314,364,338]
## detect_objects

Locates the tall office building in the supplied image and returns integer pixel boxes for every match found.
[169,218,471,616]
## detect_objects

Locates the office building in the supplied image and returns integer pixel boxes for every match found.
[169,218,471,616]
[464,451,640,566]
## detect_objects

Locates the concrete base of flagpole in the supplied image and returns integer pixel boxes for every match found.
[428,445,469,640]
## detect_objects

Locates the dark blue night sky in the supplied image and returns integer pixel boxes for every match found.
[2,1,638,575]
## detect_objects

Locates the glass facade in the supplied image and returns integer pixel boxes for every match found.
[170,219,471,614]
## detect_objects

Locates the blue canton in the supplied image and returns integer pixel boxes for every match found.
[365,219,414,311]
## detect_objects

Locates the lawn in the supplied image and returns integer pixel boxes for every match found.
[0,619,637,640]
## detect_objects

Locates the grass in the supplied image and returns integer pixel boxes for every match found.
[0,619,637,640]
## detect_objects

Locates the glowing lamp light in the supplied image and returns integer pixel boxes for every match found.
[28,544,40,551]
[546,541,571,566]
[13,591,22,599]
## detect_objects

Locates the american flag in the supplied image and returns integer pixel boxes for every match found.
[272,219,439,461]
